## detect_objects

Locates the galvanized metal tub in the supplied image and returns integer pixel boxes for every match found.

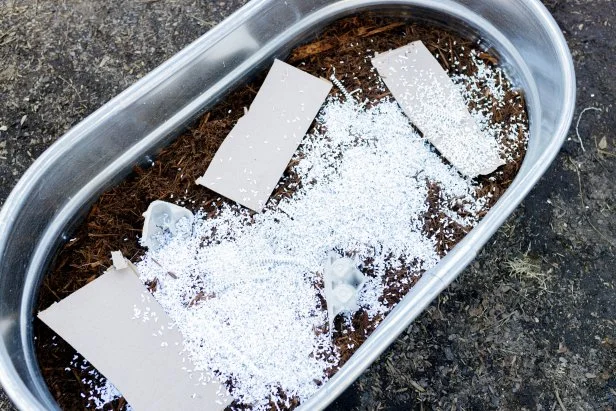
[0,0,575,409]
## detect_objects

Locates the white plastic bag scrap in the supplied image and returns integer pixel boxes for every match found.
[323,253,366,332]
[141,200,193,251]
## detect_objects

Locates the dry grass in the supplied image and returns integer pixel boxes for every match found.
[505,255,551,292]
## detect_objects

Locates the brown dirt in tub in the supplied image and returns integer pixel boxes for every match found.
[34,13,528,410]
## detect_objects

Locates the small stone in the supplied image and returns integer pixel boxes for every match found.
[557,342,569,353]
[444,347,454,361]
[598,136,608,149]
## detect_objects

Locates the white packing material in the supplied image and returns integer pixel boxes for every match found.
[372,41,505,177]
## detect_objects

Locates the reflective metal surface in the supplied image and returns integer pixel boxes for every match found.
[0,1,575,409]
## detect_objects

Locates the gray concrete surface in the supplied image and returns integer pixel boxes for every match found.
[1,0,614,409]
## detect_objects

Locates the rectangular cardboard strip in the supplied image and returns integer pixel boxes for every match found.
[38,256,231,411]
[196,59,332,211]
[371,41,504,177]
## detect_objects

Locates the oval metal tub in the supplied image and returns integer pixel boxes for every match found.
[0,0,575,409]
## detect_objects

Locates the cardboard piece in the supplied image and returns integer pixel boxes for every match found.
[38,255,231,411]
[111,250,128,270]
[196,59,332,211]
[371,41,504,177]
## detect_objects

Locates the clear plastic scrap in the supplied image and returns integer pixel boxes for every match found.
[323,252,366,332]
[141,200,194,251]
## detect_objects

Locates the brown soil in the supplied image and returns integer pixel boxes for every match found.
[34,13,528,410]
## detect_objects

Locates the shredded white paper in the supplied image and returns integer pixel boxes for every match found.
[451,49,528,162]
[69,355,131,410]
[135,87,523,408]
[138,100,437,408]
[81,43,528,410]
[372,41,505,177]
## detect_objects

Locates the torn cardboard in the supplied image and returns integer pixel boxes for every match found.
[38,253,231,411]
[196,59,332,211]
[111,250,128,270]
[371,41,504,177]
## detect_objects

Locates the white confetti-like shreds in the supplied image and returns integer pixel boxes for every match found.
[130,48,528,409]
[69,356,131,410]
[136,95,493,408]
[452,50,529,162]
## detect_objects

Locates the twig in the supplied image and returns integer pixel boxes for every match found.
[44,281,62,302]
[568,157,585,209]
[554,384,566,411]
[409,379,425,393]
[0,30,15,42]
[188,14,212,27]
[58,75,81,99]
[71,368,89,399]
[585,216,616,248]
[150,257,178,279]
[597,149,616,158]
[575,107,602,152]
[475,310,517,333]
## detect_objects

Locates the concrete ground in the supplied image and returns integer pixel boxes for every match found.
[1,0,614,409]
